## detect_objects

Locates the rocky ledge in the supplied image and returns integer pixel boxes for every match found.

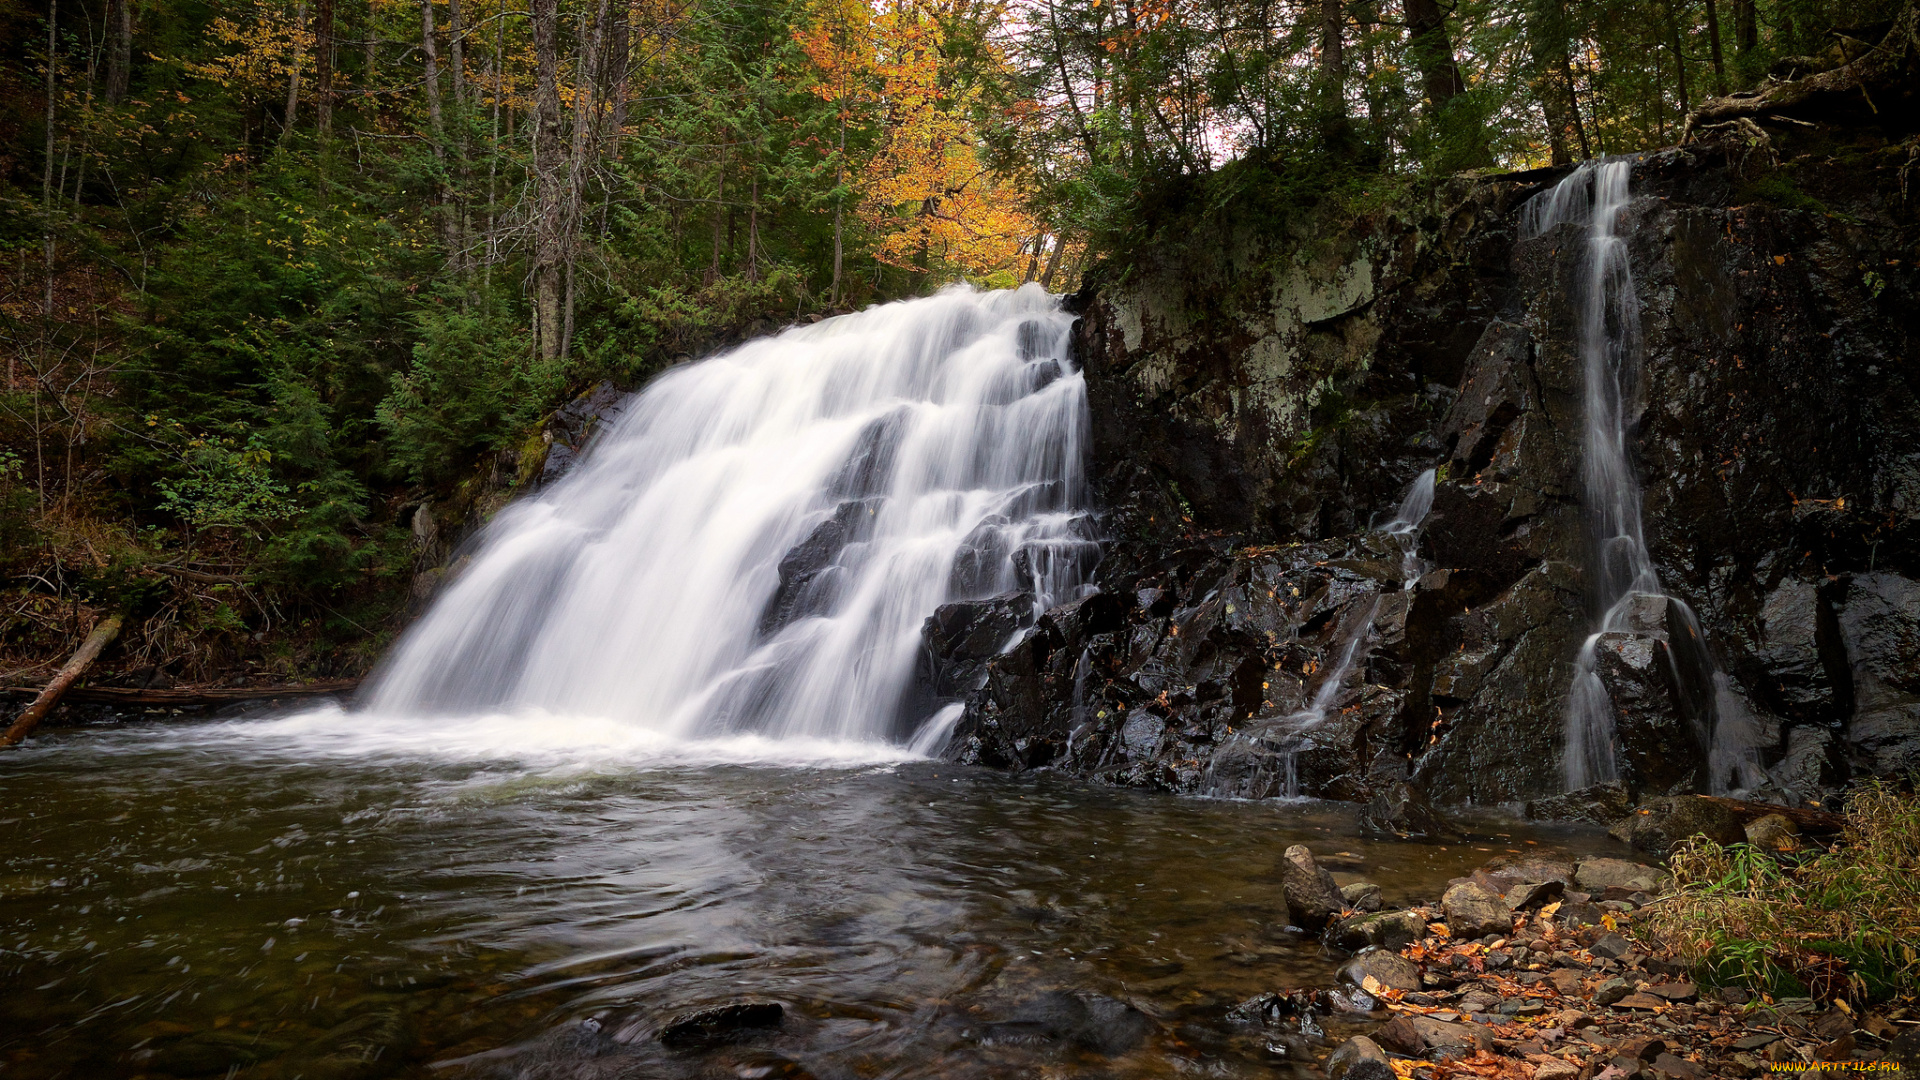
[1250,846,1920,1079]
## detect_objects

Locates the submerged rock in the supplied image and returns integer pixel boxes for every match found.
[1526,782,1633,825]
[1359,781,1463,841]
[973,991,1154,1057]
[658,1002,785,1049]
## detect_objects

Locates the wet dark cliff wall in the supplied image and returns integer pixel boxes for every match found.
[937,135,1920,809]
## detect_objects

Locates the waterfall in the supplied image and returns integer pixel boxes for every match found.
[364,284,1096,749]
[1204,469,1435,798]
[1525,161,1763,794]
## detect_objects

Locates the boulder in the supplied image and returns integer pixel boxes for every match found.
[1373,1014,1492,1057]
[1359,780,1464,841]
[1608,796,1745,855]
[1338,949,1423,993]
[1281,845,1348,930]
[1440,881,1513,940]
[1574,858,1670,893]
[1333,909,1428,953]
[1503,879,1565,910]
[1341,881,1384,912]
[1482,855,1577,886]
[1327,1035,1393,1080]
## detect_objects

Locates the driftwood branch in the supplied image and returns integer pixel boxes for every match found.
[1694,794,1847,834]
[0,679,361,708]
[1,614,125,748]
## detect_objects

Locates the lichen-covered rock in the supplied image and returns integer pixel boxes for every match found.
[1573,858,1671,894]
[1340,882,1384,912]
[1333,909,1427,953]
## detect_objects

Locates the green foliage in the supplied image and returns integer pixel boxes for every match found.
[379,298,563,487]
[1648,781,1920,1005]
[152,428,294,534]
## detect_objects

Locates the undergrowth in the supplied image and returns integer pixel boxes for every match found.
[1645,780,1920,1004]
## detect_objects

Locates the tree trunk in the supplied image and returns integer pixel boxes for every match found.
[558,0,611,361]
[105,0,131,105]
[710,158,726,282]
[1668,1,1692,121]
[747,172,759,284]
[1404,0,1464,113]
[1039,234,1066,289]
[1703,0,1728,94]
[421,0,445,140]
[1733,0,1757,55]
[314,0,335,139]
[1318,0,1349,143]
[604,0,631,151]
[448,0,466,108]
[1,614,123,748]
[831,114,844,304]
[1527,0,1580,164]
[532,0,565,360]
[281,0,309,143]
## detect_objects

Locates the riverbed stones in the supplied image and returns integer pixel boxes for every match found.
[978,991,1154,1056]
[1440,881,1512,940]
[1338,949,1423,993]
[1281,845,1348,930]
[1374,1014,1493,1058]
[1340,881,1384,912]
[1503,879,1565,910]
[1608,796,1745,854]
[1326,1035,1393,1080]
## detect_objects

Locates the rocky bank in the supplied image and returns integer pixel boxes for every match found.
[929,113,1920,813]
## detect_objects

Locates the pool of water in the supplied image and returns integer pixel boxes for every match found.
[1,709,1619,1079]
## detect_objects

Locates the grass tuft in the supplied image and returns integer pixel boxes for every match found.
[1643,780,1920,1005]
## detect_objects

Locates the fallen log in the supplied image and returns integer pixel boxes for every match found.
[1,614,125,748]
[1694,794,1847,834]
[0,678,360,708]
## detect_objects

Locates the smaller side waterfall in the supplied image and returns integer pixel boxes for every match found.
[1525,161,1763,794]
[1203,469,1435,799]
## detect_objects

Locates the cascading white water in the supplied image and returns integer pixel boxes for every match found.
[364,284,1096,750]
[1205,469,1436,798]
[1525,161,1762,793]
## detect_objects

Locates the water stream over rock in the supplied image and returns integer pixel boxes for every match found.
[366,284,1097,750]
[1526,161,1764,795]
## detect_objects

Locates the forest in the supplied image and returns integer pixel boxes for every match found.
[0,0,1896,683]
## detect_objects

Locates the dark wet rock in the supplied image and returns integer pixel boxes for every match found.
[1608,796,1745,855]
[917,593,1036,699]
[975,991,1154,1057]
[1594,630,1705,796]
[1441,881,1513,940]
[1226,990,1323,1025]
[658,1002,785,1049]
[1340,881,1383,912]
[1573,859,1669,894]
[1526,782,1634,825]
[1591,933,1635,961]
[1837,574,1920,778]
[1327,1035,1394,1080]
[1280,845,1348,930]
[1359,780,1464,841]
[1768,725,1846,805]
[1594,978,1636,1005]
[1333,909,1427,953]
[1338,949,1424,993]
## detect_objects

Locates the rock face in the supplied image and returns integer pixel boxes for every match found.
[933,132,1920,805]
